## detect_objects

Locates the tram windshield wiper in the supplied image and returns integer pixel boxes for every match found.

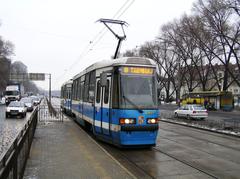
[122,95,143,113]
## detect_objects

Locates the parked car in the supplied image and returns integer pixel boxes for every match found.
[5,101,27,118]
[174,104,208,120]
[20,97,34,112]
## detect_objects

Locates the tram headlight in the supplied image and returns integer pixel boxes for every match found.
[119,118,136,125]
[147,118,158,124]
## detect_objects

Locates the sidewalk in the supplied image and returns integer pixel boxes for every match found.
[23,118,135,179]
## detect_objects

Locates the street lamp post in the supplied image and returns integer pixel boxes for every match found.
[48,73,51,104]
[176,60,181,107]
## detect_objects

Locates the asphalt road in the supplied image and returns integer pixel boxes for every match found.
[0,104,36,157]
[17,98,240,178]
[96,116,240,178]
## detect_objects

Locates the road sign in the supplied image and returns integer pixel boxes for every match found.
[28,73,45,81]
[10,73,29,81]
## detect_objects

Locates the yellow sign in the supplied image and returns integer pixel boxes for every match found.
[123,67,153,75]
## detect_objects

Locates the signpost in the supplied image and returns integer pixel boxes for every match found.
[9,72,52,103]
[28,73,45,81]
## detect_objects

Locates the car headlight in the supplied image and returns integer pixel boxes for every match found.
[147,118,158,124]
[119,118,136,125]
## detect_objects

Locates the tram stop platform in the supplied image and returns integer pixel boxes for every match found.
[23,118,134,179]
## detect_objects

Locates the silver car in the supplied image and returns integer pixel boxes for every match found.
[20,97,34,112]
[30,96,41,105]
[6,101,27,118]
[174,104,208,120]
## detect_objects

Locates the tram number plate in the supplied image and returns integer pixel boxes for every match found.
[138,116,144,124]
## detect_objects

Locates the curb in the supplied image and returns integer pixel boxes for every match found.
[160,118,240,138]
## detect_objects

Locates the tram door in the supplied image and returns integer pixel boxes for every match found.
[95,76,111,135]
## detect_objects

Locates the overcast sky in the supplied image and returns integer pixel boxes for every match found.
[0,0,195,90]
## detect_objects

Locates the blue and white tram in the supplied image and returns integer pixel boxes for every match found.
[60,80,73,115]
[65,57,160,147]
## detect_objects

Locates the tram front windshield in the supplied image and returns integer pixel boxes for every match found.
[119,67,157,109]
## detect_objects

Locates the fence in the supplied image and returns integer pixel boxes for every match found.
[0,108,38,179]
[38,104,63,122]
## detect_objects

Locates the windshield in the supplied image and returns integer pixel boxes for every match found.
[21,98,32,103]
[9,102,24,107]
[193,106,205,110]
[5,91,19,95]
[120,73,157,109]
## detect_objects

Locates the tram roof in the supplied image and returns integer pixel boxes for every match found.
[72,57,156,80]
[61,79,73,87]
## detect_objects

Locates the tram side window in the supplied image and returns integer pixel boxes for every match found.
[80,82,84,101]
[66,88,69,99]
[112,70,119,108]
[68,87,72,99]
[64,86,66,98]
[104,80,110,104]
[89,71,96,103]
[77,77,81,100]
[74,80,78,100]
[96,81,101,103]
[75,80,78,100]
[61,87,63,98]
[83,73,90,102]
[72,81,76,100]
[64,87,66,98]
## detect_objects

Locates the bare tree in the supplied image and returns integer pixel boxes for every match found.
[193,0,240,89]
[180,14,223,91]
[121,0,240,100]
[226,0,240,17]
[160,20,203,93]
[0,57,11,93]
[0,32,14,93]
[0,37,14,57]
[122,49,137,57]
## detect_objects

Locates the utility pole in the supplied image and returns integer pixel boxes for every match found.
[98,18,128,59]
[49,73,51,104]
[177,60,181,107]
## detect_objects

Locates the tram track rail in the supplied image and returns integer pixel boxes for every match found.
[158,122,240,152]
[98,142,217,179]
[63,113,152,178]
[98,143,155,179]
[152,147,217,179]
[68,118,213,178]
[63,112,240,178]
[157,134,240,166]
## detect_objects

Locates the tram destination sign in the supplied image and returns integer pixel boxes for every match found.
[122,67,154,75]
[29,73,45,81]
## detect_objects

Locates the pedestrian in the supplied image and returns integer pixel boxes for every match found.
[204,99,208,108]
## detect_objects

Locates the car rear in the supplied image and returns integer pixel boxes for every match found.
[20,97,34,112]
[190,105,208,119]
